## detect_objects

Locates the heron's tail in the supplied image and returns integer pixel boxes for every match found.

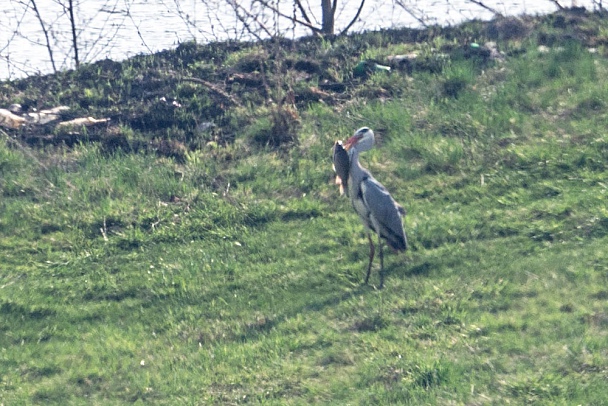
[384,230,407,252]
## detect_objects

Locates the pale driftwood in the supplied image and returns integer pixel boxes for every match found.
[56,117,110,128]
[0,109,26,129]
[26,106,70,125]
[1,105,71,128]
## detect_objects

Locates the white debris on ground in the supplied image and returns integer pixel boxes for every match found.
[56,117,110,128]
[0,104,110,130]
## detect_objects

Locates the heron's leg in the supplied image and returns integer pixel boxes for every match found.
[378,234,385,289]
[365,233,375,284]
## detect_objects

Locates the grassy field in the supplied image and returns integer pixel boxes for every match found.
[2,10,608,405]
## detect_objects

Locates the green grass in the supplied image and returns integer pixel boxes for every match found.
[2,10,608,404]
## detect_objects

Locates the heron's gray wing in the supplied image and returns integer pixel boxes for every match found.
[332,141,350,196]
[360,176,407,251]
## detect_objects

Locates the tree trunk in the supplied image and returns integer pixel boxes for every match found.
[321,0,335,35]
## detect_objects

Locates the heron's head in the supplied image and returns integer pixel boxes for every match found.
[344,127,375,152]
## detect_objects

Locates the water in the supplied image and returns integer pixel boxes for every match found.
[0,0,595,80]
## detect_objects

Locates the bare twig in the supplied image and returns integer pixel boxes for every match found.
[466,0,504,16]
[29,0,57,72]
[0,128,76,190]
[548,0,565,10]
[339,0,366,36]
[0,55,37,78]
[157,0,221,43]
[393,0,433,27]
[228,1,272,40]
[293,0,314,28]
[178,76,242,108]
[1,2,30,78]
[1,1,28,54]
[81,0,124,63]
[252,0,324,35]
[123,0,153,54]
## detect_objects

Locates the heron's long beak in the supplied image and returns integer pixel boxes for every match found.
[343,134,359,151]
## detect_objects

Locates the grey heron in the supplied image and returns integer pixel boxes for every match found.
[335,127,407,288]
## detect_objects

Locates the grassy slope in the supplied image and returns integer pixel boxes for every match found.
[2,11,608,405]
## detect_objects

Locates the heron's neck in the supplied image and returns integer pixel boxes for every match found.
[349,148,363,171]
[349,148,370,185]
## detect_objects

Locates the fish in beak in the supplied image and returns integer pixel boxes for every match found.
[332,140,350,196]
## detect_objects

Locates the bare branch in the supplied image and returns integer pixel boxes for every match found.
[339,0,366,36]
[178,75,242,108]
[0,3,29,55]
[80,0,124,63]
[393,1,431,28]
[252,0,324,35]
[547,1,565,10]
[227,1,269,41]
[123,0,153,54]
[0,54,44,77]
[293,0,313,27]
[465,0,504,16]
[30,0,57,72]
